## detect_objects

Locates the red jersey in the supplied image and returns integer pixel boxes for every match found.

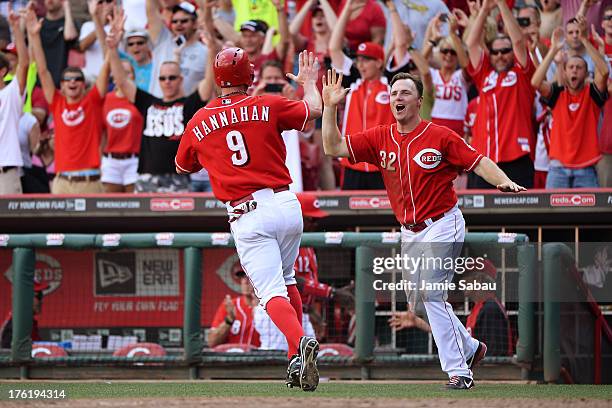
[464,97,479,136]
[294,247,332,306]
[211,296,260,347]
[341,78,395,172]
[346,121,483,225]
[175,94,309,202]
[467,50,536,163]
[102,91,143,154]
[545,83,606,168]
[340,0,386,51]
[52,87,104,172]
[600,83,612,155]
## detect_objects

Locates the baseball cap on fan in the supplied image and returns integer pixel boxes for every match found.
[240,20,269,35]
[356,42,384,61]
[2,43,17,56]
[297,193,328,218]
[125,30,149,41]
[172,1,197,16]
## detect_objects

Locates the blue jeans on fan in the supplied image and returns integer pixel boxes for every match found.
[545,162,599,188]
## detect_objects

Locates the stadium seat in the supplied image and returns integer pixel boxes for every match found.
[211,343,253,353]
[113,342,167,357]
[318,343,353,357]
[31,344,68,358]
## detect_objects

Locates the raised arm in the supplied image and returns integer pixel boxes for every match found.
[448,14,469,69]
[146,0,164,43]
[79,0,102,52]
[95,53,110,97]
[465,0,491,68]
[578,16,609,93]
[197,30,219,102]
[272,0,290,60]
[319,0,338,30]
[422,15,441,62]
[387,0,410,65]
[8,11,29,94]
[62,0,78,41]
[26,8,55,104]
[287,51,323,120]
[496,0,527,67]
[289,0,315,51]
[409,48,433,93]
[106,11,136,103]
[321,69,349,157]
[329,0,352,69]
[531,27,563,99]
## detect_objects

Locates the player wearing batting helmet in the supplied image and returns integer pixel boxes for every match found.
[176,49,323,391]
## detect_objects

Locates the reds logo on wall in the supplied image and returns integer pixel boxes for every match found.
[3,252,63,296]
[550,194,596,207]
[61,107,85,127]
[413,148,443,169]
[106,108,131,129]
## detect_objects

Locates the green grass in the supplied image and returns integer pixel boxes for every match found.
[0,382,611,400]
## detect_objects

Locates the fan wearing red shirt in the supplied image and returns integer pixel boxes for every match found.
[596,5,612,187]
[330,2,394,190]
[338,0,386,51]
[322,69,525,389]
[207,264,261,349]
[466,0,536,189]
[101,60,144,193]
[26,8,108,194]
[175,49,322,392]
[531,21,609,188]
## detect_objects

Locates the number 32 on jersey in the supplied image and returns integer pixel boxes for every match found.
[226,130,250,166]
[379,150,397,171]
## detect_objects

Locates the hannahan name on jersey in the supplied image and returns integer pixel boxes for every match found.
[191,105,271,141]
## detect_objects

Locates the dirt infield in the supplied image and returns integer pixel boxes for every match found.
[3,397,612,408]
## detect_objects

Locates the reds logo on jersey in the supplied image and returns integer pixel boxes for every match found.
[106,108,131,129]
[568,103,581,112]
[501,71,517,87]
[413,148,443,169]
[61,107,85,127]
[375,91,390,104]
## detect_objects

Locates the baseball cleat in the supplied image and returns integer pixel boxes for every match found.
[467,341,487,369]
[298,336,319,392]
[285,354,300,388]
[445,375,474,390]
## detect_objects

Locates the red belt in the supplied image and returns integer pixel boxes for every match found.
[230,186,289,207]
[403,212,446,233]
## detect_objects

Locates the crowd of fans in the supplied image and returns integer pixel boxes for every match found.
[0,0,610,195]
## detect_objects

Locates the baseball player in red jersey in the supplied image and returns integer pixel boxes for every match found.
[175,48,322,391]
[321,69,526,390]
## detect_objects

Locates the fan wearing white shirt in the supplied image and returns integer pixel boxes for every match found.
[0,10,28,195]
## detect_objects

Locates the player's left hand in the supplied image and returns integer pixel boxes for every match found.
[496,181,526,193]
[388,311,418,331]
[286,50,319,86]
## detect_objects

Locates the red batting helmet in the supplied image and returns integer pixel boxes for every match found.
[214,47,254,88]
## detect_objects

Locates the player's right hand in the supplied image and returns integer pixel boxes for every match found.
[322,69,349,107]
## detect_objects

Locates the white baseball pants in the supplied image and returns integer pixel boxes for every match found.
[228,188,303,308]
[401,206,480,379]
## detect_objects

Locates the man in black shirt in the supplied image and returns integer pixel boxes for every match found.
[39,0,79,87]
[105,12,216,193]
